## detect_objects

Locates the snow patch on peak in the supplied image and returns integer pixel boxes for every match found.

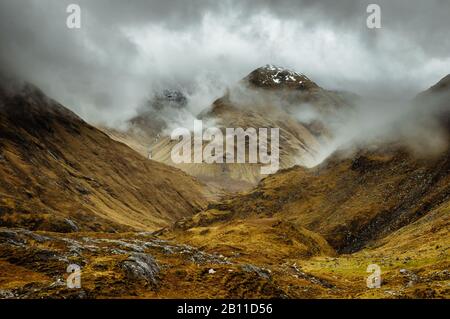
[258,65,308,86]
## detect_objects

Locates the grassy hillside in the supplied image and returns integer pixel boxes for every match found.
[0,82,210,232]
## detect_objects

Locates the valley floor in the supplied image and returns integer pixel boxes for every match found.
[0,226,448,299]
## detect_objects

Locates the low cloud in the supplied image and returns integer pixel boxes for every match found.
[0,0,449,131]
[311,94,450,165]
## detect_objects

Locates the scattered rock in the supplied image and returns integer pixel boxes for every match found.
[0,289,15,298]
[49,278,66,288]
[0,229,26,246]
[95,239,145,253]
[64,219,79,232]
[399,268,420,286]
[429,270,449,281]
[121,253,160,286]
[115,240,145,253]
[241,264,271,280]
[22,230,51,243]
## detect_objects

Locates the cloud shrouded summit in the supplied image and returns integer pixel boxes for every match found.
[0,0,449,124]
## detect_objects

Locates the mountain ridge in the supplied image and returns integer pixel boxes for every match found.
[0,81,210,232]
[103,65,354,191]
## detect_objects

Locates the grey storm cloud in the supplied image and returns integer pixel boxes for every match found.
[0,0,449,125]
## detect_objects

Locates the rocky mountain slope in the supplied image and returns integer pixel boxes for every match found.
[173,144,448,248]
[0,81,210,233]
[104,65,353,191]
[162,145,449,298]
[163,75,450,298]
[0,75,448,299]
[415,74,450,130]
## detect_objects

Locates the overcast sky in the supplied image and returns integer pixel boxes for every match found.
[0,0,449,125]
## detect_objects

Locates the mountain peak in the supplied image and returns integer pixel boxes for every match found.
[0,80,82,125]
[418,74,450,97]
[152,89,187,110]
[244,65,319,90]
[426,74,450,93]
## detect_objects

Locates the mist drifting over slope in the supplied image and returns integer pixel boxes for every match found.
[0,0,449,167]
[309,95,450,166]
[1,0,450,123]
